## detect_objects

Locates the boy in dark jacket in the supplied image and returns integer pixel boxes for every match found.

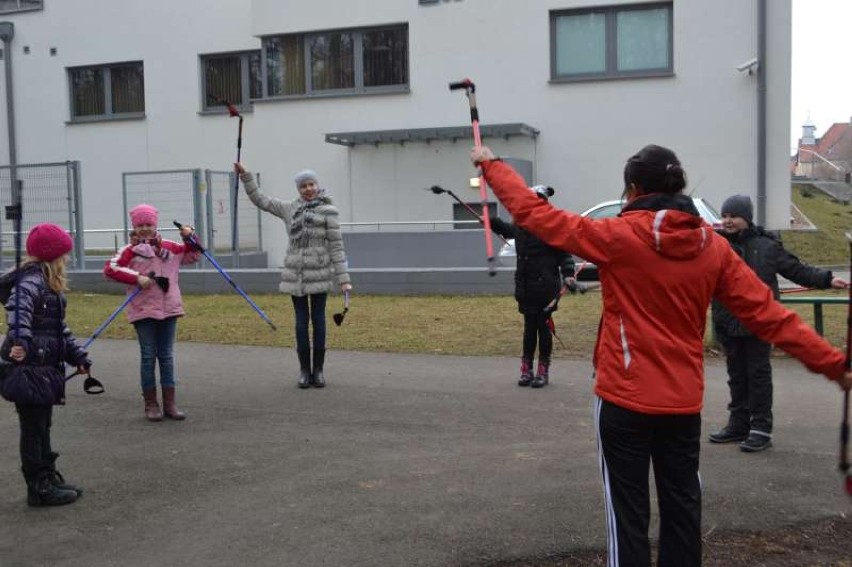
[490,185,576,388]
[709,195,848,452]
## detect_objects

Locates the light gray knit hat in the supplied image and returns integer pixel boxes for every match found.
[294,169,319,189]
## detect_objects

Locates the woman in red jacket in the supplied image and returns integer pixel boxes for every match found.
[471,143,852,567]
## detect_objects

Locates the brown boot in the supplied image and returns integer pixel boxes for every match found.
[162,387,186,420]
[143,389,163,421]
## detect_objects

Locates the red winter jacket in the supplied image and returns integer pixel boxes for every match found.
[481,160,846,415]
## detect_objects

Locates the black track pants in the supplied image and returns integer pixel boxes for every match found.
[595,397,702,567]
[719,334,773,434]
[522,311,552,361]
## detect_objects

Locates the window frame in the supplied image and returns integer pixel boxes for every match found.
[260,23,409,101]
[0,0,43,15]
[67,61,145,123]
[199,50,262,114]
[550,2,673,83]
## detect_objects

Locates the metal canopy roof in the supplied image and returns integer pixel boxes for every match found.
[325,123,539,147]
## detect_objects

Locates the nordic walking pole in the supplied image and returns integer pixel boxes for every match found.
[841,233,852,495]
[220,99,243,254]
[449,79,496,276]
[174,220,277,331]
[427,185,510,246]
[61,289,142,392]
[68,272,168,392]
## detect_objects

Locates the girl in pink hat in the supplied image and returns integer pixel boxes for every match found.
[103,204,200,421]
[1,223,91,506]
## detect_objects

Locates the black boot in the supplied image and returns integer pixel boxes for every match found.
[46,452,83,496]
[297,349,312,389]
[312,349,326,388]
[27,472,78,507]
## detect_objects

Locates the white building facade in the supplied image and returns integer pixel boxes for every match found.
[0,0,792,267]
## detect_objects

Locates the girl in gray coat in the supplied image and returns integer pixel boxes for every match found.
[236,164,352,388]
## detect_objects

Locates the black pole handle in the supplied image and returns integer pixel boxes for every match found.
[173,220,204,252]
[448,79,475,92]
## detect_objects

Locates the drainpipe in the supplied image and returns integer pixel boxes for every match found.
[0,22,16,173]
[756,0,767,225]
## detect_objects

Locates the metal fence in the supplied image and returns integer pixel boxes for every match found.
[121,168,262,267]
[205,170,263,256]
[0,161,83,270]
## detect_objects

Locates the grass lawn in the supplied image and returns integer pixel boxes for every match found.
[2,183,849,358]
[782,184,852,265]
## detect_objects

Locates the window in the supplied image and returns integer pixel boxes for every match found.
[201,51,261,112]
[551,3,672,81]
[0,0,42,14]
[68,62,144,121]
[263,25,408,98]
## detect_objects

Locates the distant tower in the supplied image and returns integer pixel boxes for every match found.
[801,116,816,145]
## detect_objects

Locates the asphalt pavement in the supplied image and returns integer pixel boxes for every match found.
[1,341,850,567]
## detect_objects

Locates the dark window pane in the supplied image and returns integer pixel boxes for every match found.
[363,28,408,87]
[205,56,242,107]
[248,51,262,100]
[265,36,306,96]
[70,68,105,117]
[310,32,353,91]
[111,64,145,113]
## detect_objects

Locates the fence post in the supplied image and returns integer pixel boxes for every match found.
[192,169,206,270]
[230,170,240,268]
[121,172,129,246]
[69,161,85,269]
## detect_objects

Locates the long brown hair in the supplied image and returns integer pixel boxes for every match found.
[22,255,68,293]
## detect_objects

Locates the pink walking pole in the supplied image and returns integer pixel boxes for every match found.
[449,79,496,276]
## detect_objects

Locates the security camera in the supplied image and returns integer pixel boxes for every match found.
[736,58,759,73]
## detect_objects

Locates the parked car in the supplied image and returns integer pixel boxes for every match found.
[498,198,721,280]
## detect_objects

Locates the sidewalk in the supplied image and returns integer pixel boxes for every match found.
[0,341,849,567]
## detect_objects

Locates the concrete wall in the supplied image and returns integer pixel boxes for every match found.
[0,0,793,273]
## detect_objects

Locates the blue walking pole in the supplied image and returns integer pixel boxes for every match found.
[174,220,277,331]
[82,287,143,351]
[65,272,166,391]
[62,288,142,392]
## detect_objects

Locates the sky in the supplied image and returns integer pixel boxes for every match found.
[789,0,851,152]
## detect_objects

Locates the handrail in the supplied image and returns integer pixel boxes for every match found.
[780,295,849,336]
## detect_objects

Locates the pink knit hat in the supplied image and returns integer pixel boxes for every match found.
[26,223,73,261]
[129,204,158,227]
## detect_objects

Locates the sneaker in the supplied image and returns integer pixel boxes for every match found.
[740,431,772,453]
[708,426,748,444]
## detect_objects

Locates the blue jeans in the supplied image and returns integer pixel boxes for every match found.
[291,293,327,352]
[133,316,178,391]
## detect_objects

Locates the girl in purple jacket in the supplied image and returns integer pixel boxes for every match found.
[104,204,200,421]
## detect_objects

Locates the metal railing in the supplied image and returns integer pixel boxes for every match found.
[340,219,480,232]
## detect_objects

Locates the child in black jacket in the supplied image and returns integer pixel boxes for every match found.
[490,185,576,387]
[709,195,848,452]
